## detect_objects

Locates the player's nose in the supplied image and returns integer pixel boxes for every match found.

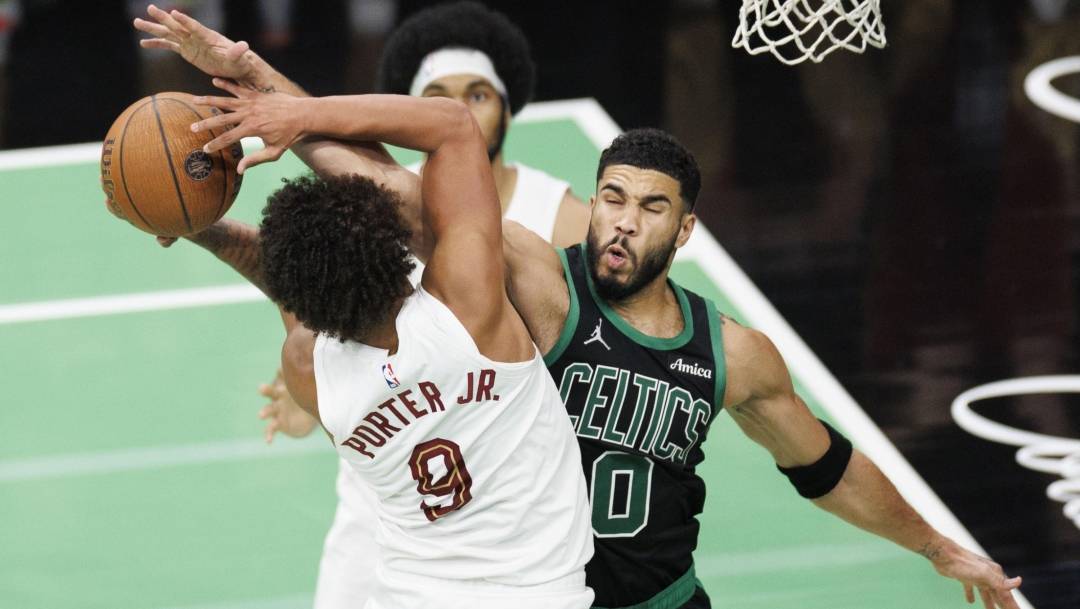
[612,210,639,236]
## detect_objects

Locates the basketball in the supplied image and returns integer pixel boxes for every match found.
[100,92,243,237]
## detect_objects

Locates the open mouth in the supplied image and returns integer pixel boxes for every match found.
[605,244,630,268]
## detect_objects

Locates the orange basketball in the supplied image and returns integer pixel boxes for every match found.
[100,92,243,237]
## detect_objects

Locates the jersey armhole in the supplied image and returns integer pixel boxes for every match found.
[542,247,580,366]
[311,333,336,439]
[705,299,728,410]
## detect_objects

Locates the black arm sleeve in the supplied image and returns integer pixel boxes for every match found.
[776,420,853,499]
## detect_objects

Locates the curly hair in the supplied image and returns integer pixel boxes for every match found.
[597,128,702,212]
[259,174,415,342]
[376,1,536,115]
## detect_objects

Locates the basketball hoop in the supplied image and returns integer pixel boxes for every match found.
[732,0,887,65]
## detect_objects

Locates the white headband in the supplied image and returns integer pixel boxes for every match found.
[408,47,508,98]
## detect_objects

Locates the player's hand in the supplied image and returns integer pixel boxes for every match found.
[930,541,1022,609]
[134,5,257,84]
[101,177,180,246]
[191,79,306,173]
[258,368,319,443]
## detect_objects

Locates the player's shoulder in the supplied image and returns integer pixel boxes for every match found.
[503,219,560,257]
[717,314,788,404]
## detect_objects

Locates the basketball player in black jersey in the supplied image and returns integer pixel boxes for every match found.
[498,129,1023,609]
[121,10,1023,609]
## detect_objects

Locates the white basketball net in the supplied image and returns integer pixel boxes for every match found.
[733,0,887,65]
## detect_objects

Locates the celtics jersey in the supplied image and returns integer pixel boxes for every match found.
[545,244,727,609]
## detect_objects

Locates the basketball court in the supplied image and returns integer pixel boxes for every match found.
[0,99,1018,608]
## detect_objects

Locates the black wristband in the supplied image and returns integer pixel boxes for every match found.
[776,420,853,499]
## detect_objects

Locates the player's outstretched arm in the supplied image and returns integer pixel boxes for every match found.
[135,6,426,233]
[502,220,572,355]
[182,218,265,291]
[135,5,303,96]
[191,92,532,359]
[720,320,1022,609]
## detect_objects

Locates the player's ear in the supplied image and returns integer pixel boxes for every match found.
[589,195,596,208]
[675,213,696,249]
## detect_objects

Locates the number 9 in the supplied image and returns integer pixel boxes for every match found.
[410,438,474,521]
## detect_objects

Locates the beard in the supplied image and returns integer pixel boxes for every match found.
[586,227,677,303]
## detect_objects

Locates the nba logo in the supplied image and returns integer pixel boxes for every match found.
[382,364,400,389]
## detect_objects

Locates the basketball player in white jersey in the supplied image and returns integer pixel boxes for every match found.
[265,5,590,604]
[198,92,592,607]
[132,5,589,605]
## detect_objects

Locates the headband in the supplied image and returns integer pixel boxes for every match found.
[408,47,508,98]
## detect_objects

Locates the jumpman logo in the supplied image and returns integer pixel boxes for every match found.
[584,318,611,350]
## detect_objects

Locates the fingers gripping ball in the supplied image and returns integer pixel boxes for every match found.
[100,92,244,237]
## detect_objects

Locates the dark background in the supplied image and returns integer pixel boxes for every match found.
[1,0,1078,605]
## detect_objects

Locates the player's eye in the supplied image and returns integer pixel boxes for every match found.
[470,92,487,103]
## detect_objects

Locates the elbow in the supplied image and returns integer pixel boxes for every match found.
[438,99,480,140]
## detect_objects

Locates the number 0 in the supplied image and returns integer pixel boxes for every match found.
[590,451,653,537]
[410,438,474,522]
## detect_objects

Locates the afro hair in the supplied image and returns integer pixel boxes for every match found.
[596,128,702,212]
[376,1,536,115]
[260,174,415,343]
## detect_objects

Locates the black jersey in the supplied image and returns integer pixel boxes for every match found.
[545,244,726,609]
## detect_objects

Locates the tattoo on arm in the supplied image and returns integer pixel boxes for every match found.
[917,543,942,560]
[186,219,266,292]
[718,313,741,326]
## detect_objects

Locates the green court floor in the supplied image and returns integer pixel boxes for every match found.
[0,103,970,608]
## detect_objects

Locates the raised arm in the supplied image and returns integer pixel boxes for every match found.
[191,92,531,360]
[134,7,427,255]
[719,320,1022,609]
[502,220,572,355]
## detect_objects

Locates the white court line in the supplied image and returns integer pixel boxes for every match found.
[0,284,265,325]
[0,142,104,171]
[0,434,332,484]
[0,137,266,171]
[515,98,622,149]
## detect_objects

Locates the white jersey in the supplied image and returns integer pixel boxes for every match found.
[404,161,568,287]
[502,161,569,238]
[313,161,578,609]
[407,160,568,236]
[314,286,592,587]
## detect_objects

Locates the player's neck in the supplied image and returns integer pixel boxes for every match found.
[604,265,684,339]
[357,285,414,354]
[490,153,518,215]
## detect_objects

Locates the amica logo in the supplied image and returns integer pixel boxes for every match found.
[669,358,712,379]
